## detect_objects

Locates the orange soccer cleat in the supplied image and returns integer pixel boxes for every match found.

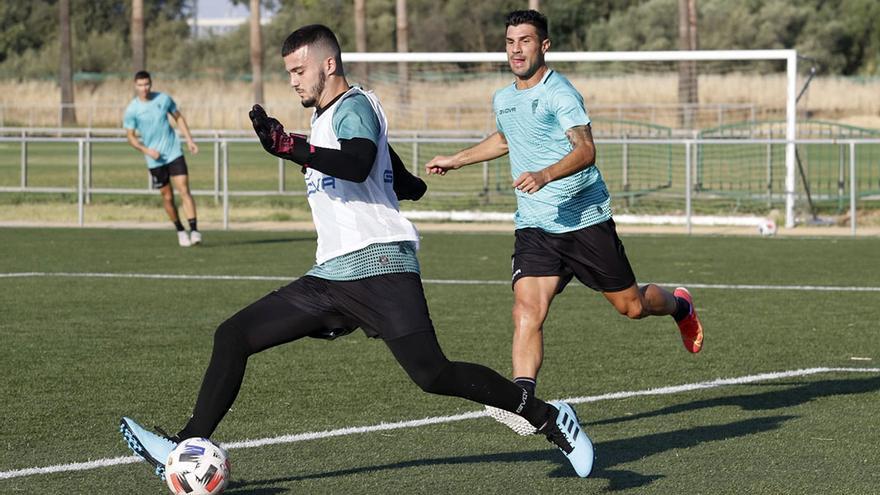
[674,287,703,353]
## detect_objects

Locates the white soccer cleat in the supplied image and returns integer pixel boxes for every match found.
[484,405,537,436]
[177,230,192,247]
[541,401,594,478]
[189,230,202,246]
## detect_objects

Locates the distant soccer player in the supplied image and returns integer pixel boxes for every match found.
[426,10,704,434]
[123,70,201,247]
[120,24,593,481]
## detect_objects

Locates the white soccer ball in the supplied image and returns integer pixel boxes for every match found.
[165,438,230,495]
[757,218,777,237]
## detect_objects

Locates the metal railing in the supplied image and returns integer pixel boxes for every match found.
[1,133,878,235]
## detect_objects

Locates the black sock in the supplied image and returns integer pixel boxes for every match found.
[188,218,198,232]
[672,296,691,322]
[514,377,537,395]
[173,220,185,232]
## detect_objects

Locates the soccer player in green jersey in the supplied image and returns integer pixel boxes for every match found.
[426,10,704,435]
[123,71,201,247]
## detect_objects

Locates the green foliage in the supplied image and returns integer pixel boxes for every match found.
[0,1,56,64]
[1,0,879,79]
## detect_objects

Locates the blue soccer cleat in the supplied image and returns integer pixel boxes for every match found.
[540,401,594,477]
[120,416,178,479]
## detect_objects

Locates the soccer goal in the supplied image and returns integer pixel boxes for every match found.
[338,50,800,229]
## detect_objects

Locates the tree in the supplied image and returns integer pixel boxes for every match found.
[132,0,145,72]
[354,0,368,79]
[59,0,77,125]
[678,0,698,128]
[250,0,264,105]
[396,0,408,104]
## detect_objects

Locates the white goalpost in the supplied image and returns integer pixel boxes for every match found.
[342,49,800,229]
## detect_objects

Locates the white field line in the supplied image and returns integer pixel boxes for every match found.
[1,366,878,481]
[3,271,880,292]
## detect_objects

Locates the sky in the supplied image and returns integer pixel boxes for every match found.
[195,0,247,18]
[195,0,274,19]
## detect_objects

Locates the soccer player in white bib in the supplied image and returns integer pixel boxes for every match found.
[123,71,202,247]
[426,10,705,435]
[120,24,594,481]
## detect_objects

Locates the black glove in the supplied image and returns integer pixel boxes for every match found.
[249,104,313,165]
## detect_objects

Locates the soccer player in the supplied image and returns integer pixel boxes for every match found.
[124,71,202,247]
[425,10,704,434]
[119,24,594,480]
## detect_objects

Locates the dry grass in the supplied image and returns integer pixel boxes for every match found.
[1,72,878,130]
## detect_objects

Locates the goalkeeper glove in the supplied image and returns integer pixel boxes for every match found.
[249,104,314,165]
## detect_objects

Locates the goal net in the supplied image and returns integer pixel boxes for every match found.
[320,50,801,229]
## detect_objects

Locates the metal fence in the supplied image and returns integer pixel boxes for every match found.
[1,131,878,235]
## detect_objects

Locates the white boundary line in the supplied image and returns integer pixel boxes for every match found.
[3,271,880,292]
[1,366,877,481]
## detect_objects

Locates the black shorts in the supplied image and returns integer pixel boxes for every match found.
[149,156,188,189]
[273,272,435,340]
[512,219,636,294]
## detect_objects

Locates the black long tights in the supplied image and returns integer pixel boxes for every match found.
[177,293,550,439]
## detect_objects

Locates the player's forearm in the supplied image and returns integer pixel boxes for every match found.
[126,135,148,154]
[299,138,376,182]
[176,116,195,144]
[541,143,596,183]
[453,132,509,167]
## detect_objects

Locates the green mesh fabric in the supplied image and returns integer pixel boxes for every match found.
[307,241,420,281]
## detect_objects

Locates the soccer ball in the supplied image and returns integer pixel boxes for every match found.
[165,438,230,495]
[757,218,777,237]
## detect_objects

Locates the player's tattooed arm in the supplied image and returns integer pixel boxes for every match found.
[565,124,596,163]
[513,124,596,194]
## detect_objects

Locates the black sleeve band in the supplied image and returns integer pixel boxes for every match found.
[306,137,376,183]
[287,134,312,165]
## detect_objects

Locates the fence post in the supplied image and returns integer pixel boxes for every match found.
[685,141,692,235]
[20,129,27,189]
[482,161,489,196]
[849,141,856,236]
[622,135,629,192]
[766,142,773,208]
[222,140,229,231]
[838,143,845,213]
[85,131,92,204]
[278,157,285,193]
[213,132,220,204]
[411,135,419,176]
[78,139,85,227]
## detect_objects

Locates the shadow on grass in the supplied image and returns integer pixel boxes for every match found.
[589,375,880,427]
[200,236,315,248]
[223,415,793,494]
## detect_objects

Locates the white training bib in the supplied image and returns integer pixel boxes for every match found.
[305,87,419,264]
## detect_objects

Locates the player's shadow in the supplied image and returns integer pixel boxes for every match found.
[222,414,792,493]
[589,374,880,428]
[208,236,315,247]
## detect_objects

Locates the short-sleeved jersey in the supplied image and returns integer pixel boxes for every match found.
[332,93,381,144]
[123,92,182,169]
[493,69,612,233]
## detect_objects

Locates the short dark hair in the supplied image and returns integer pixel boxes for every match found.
[505,10,548,41]
[281,24,343,72]
[134,70,151,81]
